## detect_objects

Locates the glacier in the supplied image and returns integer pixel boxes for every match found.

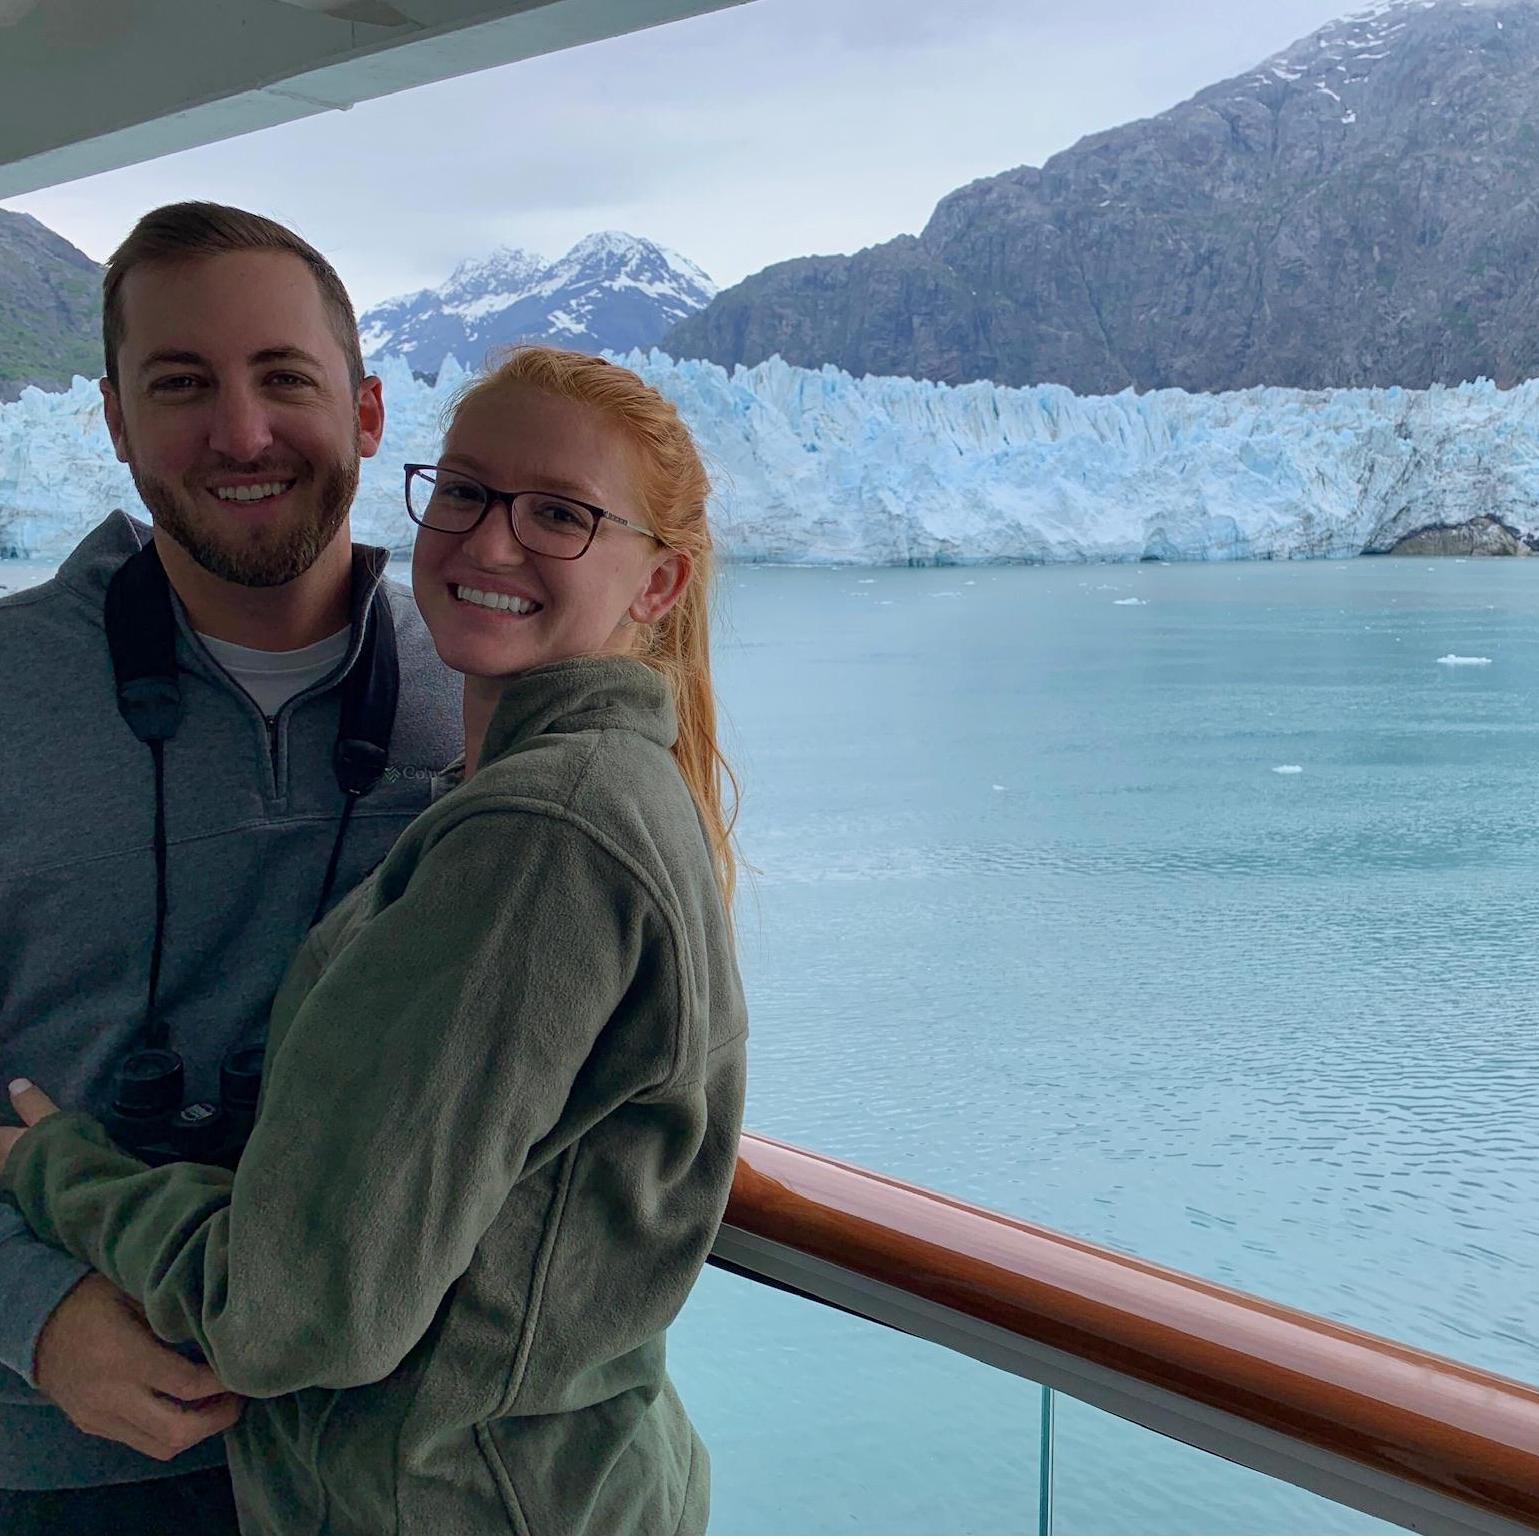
[4,351,1539,565]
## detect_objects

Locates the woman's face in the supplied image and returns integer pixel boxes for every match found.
[412,383,688,682]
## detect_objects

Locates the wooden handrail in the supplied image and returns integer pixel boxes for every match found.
[724,1131,1539,1530]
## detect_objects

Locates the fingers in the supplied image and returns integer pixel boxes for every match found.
[0,1127,23,1162]
[8,1078,59,1127]
[97,1391,243,1462]
[141,1347,231,1403]
[140,1390,244,1457]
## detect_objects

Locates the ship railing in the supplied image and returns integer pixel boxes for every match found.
[709,1131,1539,1536]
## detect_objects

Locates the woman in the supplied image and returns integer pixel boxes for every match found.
[0,346,747,1535]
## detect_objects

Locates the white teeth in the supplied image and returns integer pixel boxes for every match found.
[455,585,538,615]
[214,481,292,502]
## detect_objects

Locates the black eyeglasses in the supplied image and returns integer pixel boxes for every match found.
[403,464,657,561]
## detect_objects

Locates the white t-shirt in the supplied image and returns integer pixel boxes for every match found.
[197,627,352,718]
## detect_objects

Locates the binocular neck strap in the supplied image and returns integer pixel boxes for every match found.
[104,543,180,1046]
[104,544,402,1039]
[310,581,399,926]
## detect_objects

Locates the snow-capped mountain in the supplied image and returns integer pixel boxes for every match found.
[358,232,716,372]
[8,353,1539,565]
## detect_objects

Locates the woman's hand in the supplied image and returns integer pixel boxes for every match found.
[0,1077,60,1163]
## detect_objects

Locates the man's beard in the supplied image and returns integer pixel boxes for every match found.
[131,441,360,589]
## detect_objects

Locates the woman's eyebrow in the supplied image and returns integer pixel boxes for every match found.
[439,455,604,501]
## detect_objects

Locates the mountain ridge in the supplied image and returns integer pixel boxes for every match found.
[0,210,102,404]
[664,0,1539,393]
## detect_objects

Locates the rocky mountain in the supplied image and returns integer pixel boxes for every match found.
[0,210,102,403]
[665,0,1539,393]
[358,232,716,374]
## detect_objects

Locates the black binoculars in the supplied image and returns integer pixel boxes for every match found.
[103,1044,264,1169]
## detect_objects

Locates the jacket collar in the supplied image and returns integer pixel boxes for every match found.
[479,655,678,769]
[55,510,391,687]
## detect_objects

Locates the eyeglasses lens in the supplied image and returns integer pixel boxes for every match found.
[408,471,600,558]
[408,468,484,532]
[512,495,598,558]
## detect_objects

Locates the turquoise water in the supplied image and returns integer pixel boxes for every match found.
[7,554,1535,1532]
[669,558,1539,1535]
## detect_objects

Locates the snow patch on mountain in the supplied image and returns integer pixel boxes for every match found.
[357,233,716,371]
[6,352,1539,566]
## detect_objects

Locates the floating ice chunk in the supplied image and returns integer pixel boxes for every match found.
[857,578,876,584]
[1113,597,1148,606]
[1272,765,1304,775]
[991,784,1007,792]
[1437,654,1492,666]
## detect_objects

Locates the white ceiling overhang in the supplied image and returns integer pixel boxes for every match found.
[0,0,750,198]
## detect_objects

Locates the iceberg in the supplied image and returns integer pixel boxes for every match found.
[5,352,1539,566]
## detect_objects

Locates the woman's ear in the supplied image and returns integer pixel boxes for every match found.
[630,549,693,626]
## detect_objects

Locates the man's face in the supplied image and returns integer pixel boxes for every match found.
[103,250,383,588]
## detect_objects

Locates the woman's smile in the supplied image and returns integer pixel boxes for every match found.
[449,583,543,616]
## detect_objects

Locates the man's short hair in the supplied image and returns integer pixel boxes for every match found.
[102,201,365,393]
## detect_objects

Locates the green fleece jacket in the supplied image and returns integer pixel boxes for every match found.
[2,655,748,1536]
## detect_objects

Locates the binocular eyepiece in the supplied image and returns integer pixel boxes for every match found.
[104,1043,264,1169]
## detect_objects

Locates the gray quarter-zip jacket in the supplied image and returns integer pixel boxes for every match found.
[0,511,461,1491]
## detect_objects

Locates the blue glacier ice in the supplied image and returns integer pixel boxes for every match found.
[5,351,1539,565]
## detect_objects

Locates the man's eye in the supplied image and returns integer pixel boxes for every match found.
[268,372,313,389]
[148,375,203,394]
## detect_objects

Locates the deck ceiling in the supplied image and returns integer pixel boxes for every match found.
[0,0,749,198]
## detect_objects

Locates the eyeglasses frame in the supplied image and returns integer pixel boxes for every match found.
[402,463,657,560]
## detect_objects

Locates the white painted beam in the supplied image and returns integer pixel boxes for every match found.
[0,0,749,198]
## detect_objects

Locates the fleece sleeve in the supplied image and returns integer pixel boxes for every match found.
[1,810,670,1398]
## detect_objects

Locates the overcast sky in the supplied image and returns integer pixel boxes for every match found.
[7,0,1356,313]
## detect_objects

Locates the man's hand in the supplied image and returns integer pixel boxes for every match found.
[34,1274,243,1461]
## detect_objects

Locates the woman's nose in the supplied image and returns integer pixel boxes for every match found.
[461,496,528,567]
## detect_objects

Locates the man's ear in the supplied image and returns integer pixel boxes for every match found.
[356,374,385,459]
[100,378,130,465]
[630,549,692,626]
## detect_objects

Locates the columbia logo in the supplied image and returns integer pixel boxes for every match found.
[381,765,438,784]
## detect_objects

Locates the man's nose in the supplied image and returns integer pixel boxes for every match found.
[207,384,275,464]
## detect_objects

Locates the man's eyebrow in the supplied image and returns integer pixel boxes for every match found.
[137,346,328,375]
[138,349,207,375]
[250,346,327,371]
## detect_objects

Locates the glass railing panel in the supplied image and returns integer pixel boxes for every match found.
[1047,1395,1407,1537]
[669,1262,1044,1535]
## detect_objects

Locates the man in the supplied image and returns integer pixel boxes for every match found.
[0,204,461,1533]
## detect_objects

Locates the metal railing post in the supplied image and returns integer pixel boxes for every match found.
[1038,1384,1055,1535]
